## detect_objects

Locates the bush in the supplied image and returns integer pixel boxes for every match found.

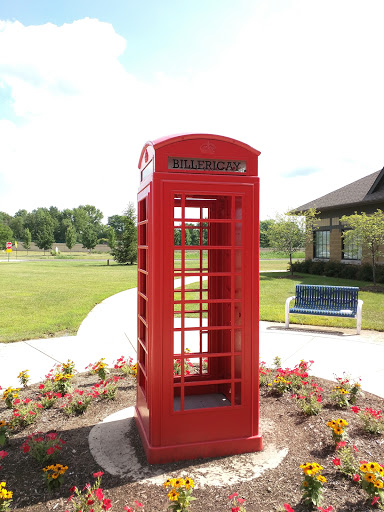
[290,259,384,284]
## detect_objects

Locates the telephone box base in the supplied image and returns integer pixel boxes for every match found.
[134,410,263,464]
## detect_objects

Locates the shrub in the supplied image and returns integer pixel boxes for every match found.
[21,432,65,464]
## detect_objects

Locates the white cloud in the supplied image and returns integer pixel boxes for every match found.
[0,3,384,223]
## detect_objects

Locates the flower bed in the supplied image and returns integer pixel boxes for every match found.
[0,358,384,511]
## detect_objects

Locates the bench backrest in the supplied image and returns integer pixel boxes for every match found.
[295,285,359,314]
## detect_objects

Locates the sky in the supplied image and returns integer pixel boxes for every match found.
[1,0,384,224]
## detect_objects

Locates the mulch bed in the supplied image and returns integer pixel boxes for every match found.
[1,365,384,512]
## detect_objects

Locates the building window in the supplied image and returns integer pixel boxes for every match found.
[314,230,330,258]
[342,230,362,260]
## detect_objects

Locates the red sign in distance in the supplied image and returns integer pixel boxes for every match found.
[6,242,12,249]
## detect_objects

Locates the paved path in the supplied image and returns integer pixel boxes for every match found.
[1,287,384,398]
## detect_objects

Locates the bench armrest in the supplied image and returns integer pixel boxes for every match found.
[285,296,296,328]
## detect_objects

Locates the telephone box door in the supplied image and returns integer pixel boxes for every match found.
[160,180,258,446]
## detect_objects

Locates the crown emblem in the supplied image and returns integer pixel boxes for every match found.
[200,141,216,154]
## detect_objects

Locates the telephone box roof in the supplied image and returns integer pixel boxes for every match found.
[138,133,260,170]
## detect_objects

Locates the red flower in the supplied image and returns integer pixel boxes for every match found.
[336,441,346,449]
[284,505,295,512]
[318,507,333,512]
[238,498,246,504]
[352,474,360,482]
[39,384,45,389]
[332,457,341,466]
[372,496,380,505]
[47,447,55,455]
[95,488,104,501]
[228,492,238,499]
[46,433,58,441]
[124,508,133,512]
[231,508,240,512]
[134,501,143,508]
[102,498,112,510]
[353,445,358,452]
[13,399,20,405]
[22,444,30,453]
[351,406,360,414]
[0,450,8,459]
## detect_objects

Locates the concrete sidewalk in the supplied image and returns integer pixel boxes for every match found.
[1,288,384,398]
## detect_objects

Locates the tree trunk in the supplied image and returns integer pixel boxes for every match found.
[372,251,376,286]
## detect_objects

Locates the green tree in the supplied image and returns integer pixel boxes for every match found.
[341,209,384,286]
[0,223,14,250]
[33,209,55,254]
[23,228,32,254]
[107,227,117,251]
[260,219,275,248]
[81,225,98,253]
[73,205,104,242]
[107,215,126,236]
[9,216,25,240]
[65,225,77,252]
[0,211,12,226]
[174,228,181,246]
[111,203,137,264]
[267,208,319,275]
[48,206,61,241]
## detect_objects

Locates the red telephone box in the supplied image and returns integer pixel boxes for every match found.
[135,133,262,464]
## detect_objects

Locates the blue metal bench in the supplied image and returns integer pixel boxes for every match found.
[285,284,363,334]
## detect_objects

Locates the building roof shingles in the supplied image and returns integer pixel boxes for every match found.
[295,168,384,212]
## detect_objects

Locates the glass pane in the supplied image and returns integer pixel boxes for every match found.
[174,386,231,411]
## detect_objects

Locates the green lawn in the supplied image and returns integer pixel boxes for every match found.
[0,260,137,342]
[0,250,113,261]
[259,260,290,271]
[259,250,304,259]
[1,259,382,343]
[260,272,384,332]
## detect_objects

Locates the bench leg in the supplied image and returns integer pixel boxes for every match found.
[356,300,363,335]
[285,300,290,329]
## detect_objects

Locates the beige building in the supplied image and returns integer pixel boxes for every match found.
[294,167,384,263]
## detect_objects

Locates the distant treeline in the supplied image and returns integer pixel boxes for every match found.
[0,204,136,253]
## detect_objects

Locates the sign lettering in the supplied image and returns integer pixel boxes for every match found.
[168,157,246,173]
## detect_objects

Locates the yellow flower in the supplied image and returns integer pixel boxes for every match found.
[364,473,376,483]
[336,418,348,427]
[317,475,326,483]
[333,426,344,436]
[302,480,309,487]
[374,480,383,489]
[360,463,369,473]
[174,478,185,489]
[326,420,336,428]
[300,462,322,476]
[184,477,195,490]
[168,489,179,501]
